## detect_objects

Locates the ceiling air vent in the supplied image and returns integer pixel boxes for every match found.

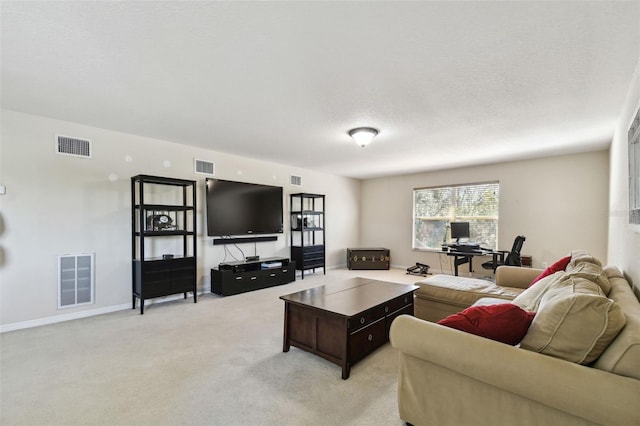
[56,135,92,158]
[290,175,302,186]
[194,159,215,175]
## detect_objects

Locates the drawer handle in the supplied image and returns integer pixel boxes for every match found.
[282,269,288,273]
[368,334,373,341]
[235,277,243,280]
[384,306,389,313]
[360,317,365,324]
[270,273,276,277]
[250,276,257,280]
[404,297,408,303]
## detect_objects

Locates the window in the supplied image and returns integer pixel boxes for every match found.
[413,182,500,250]
[629,106,640,225]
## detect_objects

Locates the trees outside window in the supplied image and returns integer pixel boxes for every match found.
[413,182,500,250]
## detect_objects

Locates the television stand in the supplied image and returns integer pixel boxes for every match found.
[211,257,295,296]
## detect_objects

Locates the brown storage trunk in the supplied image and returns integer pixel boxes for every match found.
[347,248,390,270]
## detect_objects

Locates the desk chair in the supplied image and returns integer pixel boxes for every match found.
[482,235,526,272]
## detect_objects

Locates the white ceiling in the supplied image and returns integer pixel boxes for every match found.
[2,1,639,179]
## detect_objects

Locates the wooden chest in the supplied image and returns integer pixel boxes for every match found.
[347,247,390,270]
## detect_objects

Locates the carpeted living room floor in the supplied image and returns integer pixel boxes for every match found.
[1,268,423,426]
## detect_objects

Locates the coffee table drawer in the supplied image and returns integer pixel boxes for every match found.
[350,318,386,363]
[383,294,413,315]
[349,305,385,332]
[386,303,414,335]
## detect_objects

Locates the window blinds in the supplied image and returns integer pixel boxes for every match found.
[413,182,500,249]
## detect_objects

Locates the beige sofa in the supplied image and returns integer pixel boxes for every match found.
[413,266,537,322]
[390,259,640,426]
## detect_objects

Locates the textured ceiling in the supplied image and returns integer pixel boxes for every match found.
[2,1,639,179]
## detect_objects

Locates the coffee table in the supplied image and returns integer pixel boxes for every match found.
[280,277,419,379]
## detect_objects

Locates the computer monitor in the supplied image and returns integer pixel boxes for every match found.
[450,221,470,243]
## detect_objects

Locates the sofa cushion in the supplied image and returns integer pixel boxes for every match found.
[593,268,640,380]
[512,271,566,312]
[472,297,514,307]
[437,303,535,345]
[520,291,626,364]
[529,256,571,287]
[415,275,523,308]
[567,250,602,269]
[564,260,611,295]
[538,276,605,304]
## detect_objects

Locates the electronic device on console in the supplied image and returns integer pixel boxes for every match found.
[448,221,482,252]
[205,178,284,237]
[450,221,470,243]
[453,243,481,253]
[219,258,290,273]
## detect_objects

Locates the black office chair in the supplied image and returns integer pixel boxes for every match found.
[482,235,526,272]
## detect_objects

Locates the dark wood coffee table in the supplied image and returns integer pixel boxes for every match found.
[280,277,419,379]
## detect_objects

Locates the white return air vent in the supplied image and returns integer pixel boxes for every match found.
[56,135,92,158]
[194,159,215,175]
[290,175,302,186]
[58,253,95,309]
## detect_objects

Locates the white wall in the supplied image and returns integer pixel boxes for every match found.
[0,110,361,328]
[4,73,635,328]
[609,56,640,295]
[360,151,610,275]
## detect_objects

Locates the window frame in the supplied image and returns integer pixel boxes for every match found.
[629,106,640,225]
[412,181,500,251]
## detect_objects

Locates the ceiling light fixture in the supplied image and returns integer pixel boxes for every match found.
[348,127,379,148]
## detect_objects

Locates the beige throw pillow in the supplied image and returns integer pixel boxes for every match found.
[567,251,602,269]
[540,276,605,304]
[520,293,626,364]
[512,271,565,312]
[564,261,611,295]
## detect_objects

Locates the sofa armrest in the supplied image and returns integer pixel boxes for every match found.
[495,265,542,288]
[390,315,640,426]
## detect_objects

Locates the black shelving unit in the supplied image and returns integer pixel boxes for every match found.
[131,175,197,314]
[290,193,325,279]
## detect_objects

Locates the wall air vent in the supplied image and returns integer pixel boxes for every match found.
[58,253,95,309]
[194,159,215,175]
[56,135,92,158]
[290,175,302,186]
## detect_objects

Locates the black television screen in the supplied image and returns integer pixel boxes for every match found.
[205,178,283,236]
[450,221,470,242]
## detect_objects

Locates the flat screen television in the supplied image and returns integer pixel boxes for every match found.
[206,178,283,236]
[450,221,470,243]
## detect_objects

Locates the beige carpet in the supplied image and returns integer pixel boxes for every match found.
[0,268,421,426]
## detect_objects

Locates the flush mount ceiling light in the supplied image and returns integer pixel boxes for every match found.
[348,127,379,148]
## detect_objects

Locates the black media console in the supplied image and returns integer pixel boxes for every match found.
[211,257,295,296]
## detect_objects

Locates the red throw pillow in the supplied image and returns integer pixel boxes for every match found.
[437,304,535,345]
[529,255,571,287]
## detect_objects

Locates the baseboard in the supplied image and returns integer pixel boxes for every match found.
[0,291,207,333]
[0,303,131,333]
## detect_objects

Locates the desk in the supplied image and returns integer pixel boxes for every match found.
[444,249,503,276]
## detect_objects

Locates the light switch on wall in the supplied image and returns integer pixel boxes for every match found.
[0,185,5,195]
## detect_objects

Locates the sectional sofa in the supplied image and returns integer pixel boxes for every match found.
[390,253,640,425]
